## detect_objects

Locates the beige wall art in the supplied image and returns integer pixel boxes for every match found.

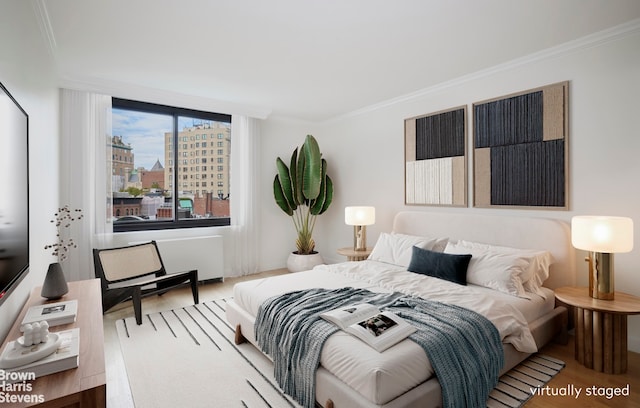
[405,106,467,207]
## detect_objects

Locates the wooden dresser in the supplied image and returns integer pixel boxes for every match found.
[0,279,106,407]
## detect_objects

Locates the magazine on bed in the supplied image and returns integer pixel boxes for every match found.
[320,303,416,352]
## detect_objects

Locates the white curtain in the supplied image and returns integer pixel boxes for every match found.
[60,89,113,282]
[229,115,261,276]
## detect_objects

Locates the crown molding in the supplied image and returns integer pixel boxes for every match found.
[30,0,271,119]
[30,0,57,59]
[28,2,640,124]
[327,18,640,124]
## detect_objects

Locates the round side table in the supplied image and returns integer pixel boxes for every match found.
[336,247,372,261]
[555,286,640,374]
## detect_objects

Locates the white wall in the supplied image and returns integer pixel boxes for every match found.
[0,0,60,341]
[259,26,640,351]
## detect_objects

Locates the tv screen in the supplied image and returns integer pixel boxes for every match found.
[0,81,29,304]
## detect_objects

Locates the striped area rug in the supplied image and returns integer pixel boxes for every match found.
[116,299,301,408]
[116,299,563,408]
[487,354,565,408]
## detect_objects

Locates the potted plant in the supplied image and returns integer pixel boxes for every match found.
[273,135,333,272]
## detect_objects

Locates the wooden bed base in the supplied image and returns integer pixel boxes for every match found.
[235,324,247,345]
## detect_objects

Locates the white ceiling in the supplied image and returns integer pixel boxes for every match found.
[36,0,640,122]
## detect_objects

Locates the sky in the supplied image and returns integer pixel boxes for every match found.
[112,108,171,170]
[112,109,226,170]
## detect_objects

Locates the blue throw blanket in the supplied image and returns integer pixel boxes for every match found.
[255,287,504,408]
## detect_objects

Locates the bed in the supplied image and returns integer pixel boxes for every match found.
[226,211,574,408]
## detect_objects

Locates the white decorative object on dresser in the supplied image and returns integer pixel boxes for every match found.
[0,328,79,379]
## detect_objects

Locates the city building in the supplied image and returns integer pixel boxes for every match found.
[140,159,165,190]
[164,123,231,201]
[111,135,134,192]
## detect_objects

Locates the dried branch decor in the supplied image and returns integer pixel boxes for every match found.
[44,206,84,262]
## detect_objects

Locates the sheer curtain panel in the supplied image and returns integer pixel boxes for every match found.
[229,115,261,276]
[60,89,113,282]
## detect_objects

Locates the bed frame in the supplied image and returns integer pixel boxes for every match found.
[228,211,574,408]
[392,211,575,289]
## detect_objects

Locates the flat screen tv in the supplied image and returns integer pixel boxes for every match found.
[0,81,29,304]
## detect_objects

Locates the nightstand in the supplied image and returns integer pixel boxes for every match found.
[337,247,372,261]
[555,286,640,374]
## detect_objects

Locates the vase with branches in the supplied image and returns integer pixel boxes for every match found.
[41,205,83,299]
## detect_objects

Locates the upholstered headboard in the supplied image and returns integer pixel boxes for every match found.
[392,211,576,289]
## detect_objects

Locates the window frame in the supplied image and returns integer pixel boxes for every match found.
[112,98,231,232]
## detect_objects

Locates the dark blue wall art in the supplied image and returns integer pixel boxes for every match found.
[473,82,569,209]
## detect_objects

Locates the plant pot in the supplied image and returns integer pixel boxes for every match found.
[41,262,69,300]
[286,252,324,273]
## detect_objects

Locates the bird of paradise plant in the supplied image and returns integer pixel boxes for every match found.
[273,135,333,255]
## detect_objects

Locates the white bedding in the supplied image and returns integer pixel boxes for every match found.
[232,260,551,405]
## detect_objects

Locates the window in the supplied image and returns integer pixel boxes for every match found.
[111,98,231,232]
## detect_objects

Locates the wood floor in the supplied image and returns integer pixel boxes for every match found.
[103,270,640,408]
[523,337,639,407]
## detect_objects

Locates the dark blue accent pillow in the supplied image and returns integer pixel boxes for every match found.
[407,246,471,285]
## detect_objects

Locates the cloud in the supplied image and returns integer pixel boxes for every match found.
[112,109,232,171]
[112,109,172,170]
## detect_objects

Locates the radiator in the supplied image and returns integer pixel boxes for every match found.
[129,236,224,282]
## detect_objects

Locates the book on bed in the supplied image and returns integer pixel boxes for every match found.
[320,303,416,352]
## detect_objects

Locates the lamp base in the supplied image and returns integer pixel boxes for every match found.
[353,225,367,251]
[587,252,614,300]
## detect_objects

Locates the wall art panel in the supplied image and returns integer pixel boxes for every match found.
[405,106,467,206]
[472,81,569,209]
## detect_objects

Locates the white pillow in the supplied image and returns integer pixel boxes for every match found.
[368,233,449,267]
[522,253,553,296]
[444,241,531,298]
[451,240,553,296]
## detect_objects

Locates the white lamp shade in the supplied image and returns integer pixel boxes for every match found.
[345,206,375,226]
[571,216,634,253]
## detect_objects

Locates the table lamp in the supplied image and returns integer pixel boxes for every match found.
[345,206,375,251]
[571,216,634,300]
